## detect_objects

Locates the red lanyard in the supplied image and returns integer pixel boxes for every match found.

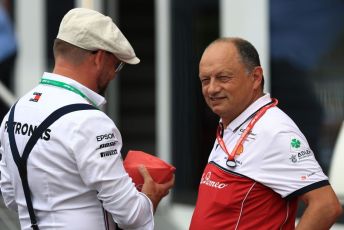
[216,98,278,167]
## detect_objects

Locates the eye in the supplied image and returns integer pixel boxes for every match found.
[200,77,210,85]
[217,76,231,82]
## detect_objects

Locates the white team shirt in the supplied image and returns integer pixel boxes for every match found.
[0,72,154,230]
[209,94,328,198]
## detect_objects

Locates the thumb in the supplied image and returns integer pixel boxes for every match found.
[138,165,152,182]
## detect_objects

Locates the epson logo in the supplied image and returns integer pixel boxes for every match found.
[100,149,118,158]
[97,141,117,150]
[96,133,115,142]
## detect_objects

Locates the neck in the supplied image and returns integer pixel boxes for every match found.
[221,91,265,127]
[53,64,98,93]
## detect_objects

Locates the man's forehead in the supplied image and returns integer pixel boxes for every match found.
[200,44,240,68]
[202,42,237,61]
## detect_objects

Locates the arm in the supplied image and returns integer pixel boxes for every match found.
[0,121,18,212]
[0,152,17,212]
[73,112,156,229]
[296,185,343,230]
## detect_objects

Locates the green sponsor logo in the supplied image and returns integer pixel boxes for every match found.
[291,138,301,148]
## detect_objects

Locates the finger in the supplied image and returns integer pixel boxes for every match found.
[138,165,152,182]
[169,174,175,186]
[161,174,175,190]
[163,189,170,197]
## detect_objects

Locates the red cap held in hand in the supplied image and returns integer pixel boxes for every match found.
[124,150,176,191]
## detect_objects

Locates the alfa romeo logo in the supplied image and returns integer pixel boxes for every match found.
[291,138,301,148]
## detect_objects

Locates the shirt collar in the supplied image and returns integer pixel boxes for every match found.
[41,72,106,107]
[224,94,272,132]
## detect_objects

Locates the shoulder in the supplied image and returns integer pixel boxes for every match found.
[56,105,117,132]
[256,106,305,138]
[52,105,123,153]
[252,106,312,161]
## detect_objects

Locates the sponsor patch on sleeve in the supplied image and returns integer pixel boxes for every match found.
[100,149,118,158]
[289,136,313,163]
[95,132,119,158]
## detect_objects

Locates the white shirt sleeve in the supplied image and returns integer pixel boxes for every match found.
[256,121,328,198]
[70,110,154,229]
[0,115,18,212]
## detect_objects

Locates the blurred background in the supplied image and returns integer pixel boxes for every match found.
[0,0,343,229]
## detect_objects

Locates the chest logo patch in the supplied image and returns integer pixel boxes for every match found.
[236,143,244,155]
[200,172,229,189]
[29,92,42,102]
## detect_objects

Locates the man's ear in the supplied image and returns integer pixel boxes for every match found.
[93,50,106,70]
[252,66,263,90]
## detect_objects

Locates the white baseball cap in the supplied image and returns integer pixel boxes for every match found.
[57,8,140,64]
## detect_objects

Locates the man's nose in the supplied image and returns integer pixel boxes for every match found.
[208,79,220,94]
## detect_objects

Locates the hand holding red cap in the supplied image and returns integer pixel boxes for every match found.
[123,150,176,212]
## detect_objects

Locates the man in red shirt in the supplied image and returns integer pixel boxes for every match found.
[190,37,342,229]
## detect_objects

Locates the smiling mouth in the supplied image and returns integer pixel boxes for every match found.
[210,96,226,101]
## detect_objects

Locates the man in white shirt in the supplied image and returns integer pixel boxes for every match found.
[0,8,174,230]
